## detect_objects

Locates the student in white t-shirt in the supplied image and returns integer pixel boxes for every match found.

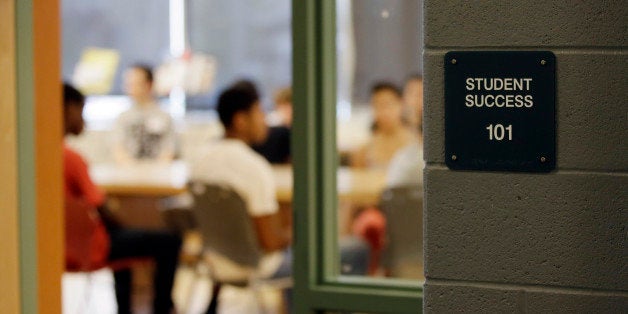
[112,64,176,164]
[189,83,292,278]
[190,84,369,313]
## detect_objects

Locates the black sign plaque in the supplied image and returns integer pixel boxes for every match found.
[445,51,556,172]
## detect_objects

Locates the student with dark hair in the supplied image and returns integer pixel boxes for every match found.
[63,83,181,314]
[189,83,371,311]
[190,83,292,312]
[130,63,154,83]
[113,64,176,164]
[350,81,416,168]
[190,84,286,276]
[346,81,416,274]
[371,81,402,98]
[229,78,260,100]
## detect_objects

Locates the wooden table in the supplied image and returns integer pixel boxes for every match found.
[273,165,388,206]
[92,162,387,228]
[91,161,189,229]
[92,162,387,254]
[91,161,188,197]
[273,165,388,236]
[92,162,387,207]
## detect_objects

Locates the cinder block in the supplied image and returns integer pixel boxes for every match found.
[555,53,628,171]
[424,282,521,313]
[424,168,628,291]
[525,290,628,313]
[424,0,628,47]
[423,51,628,171]
[424,281,628,313]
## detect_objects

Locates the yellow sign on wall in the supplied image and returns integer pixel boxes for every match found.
[72,47,120,95]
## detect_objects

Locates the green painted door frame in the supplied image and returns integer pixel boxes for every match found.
[292,1,423,313]
[16,1,38,312]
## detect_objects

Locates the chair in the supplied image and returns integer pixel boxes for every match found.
[64,195,154,314]
[188,181,291,314]
[65,194,110,273]
[379,185,424,280]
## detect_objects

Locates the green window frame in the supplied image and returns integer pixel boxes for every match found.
[292,1,424,313]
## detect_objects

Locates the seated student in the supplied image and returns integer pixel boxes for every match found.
[189,84,370,307]
[63,83,181,314]
[253,87,292,164]
[187,83,293,312]
[347,82,416,273]
[401,74,424,133]
[113,64,176,164]
[350,82,416,169]
[388,75,425,187]
[189,83,292,279]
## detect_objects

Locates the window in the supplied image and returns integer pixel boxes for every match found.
[62,0,292,113]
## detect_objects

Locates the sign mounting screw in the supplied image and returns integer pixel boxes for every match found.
[540,156,547,163]
[451,59,457,65]
[540,59,547,66]
[451,155,458,161]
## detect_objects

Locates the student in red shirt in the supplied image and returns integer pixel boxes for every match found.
[63,83,181,314]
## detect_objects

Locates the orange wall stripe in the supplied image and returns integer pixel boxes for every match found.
[33,0,63,312]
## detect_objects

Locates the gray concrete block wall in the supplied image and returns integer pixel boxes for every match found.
[425,168,626,290]
[424,1,628,48]
[425,282,628,313]
[423,0,628,312]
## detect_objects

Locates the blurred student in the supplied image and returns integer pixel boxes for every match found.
[253,86,292,164]
[346,82,415,273]
[189,84,292,312]
[63,83,181,314]
[386,134,424,188]
[386,74,424,187]
[189,83,291,276]
[267,86,293,128]
[191,84,370,311]
[350,81,416,169]
[402,74,424,133]
[113,64,176,164]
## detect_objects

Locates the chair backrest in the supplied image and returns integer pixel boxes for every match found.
[379,185,423,279]
[64,194,110,271]
[188,182,262,268]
